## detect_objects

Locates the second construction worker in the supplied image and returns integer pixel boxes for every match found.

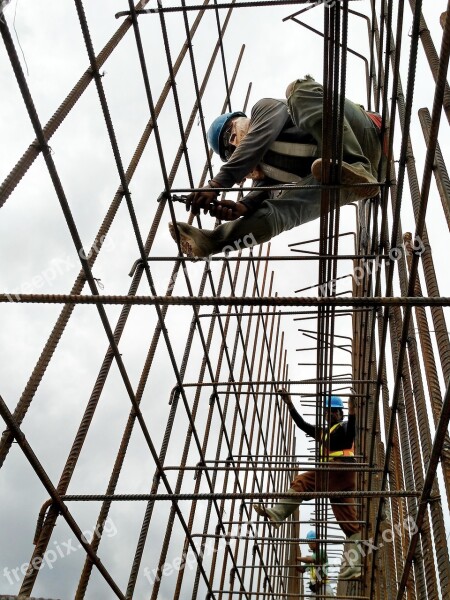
[253,389,362,580]
[297,529,335,596]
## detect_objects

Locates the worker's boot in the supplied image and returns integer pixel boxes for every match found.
[339,532,363,580]
[253,488,300,529]
[169,222,214,258]
[311,159,379,199]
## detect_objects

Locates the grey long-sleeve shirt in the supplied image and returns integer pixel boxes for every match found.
[212,98,315,212]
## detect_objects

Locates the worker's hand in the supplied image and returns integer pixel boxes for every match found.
[295,565,306,574]
[186,186,220,215]
[209,199,248,221]
[277,388,293,407]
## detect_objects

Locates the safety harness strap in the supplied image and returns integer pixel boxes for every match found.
[320,421,354,461]
[269,140,318,157]
[259,162,305,183]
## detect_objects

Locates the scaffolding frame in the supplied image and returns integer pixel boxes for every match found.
[1,1,449,599]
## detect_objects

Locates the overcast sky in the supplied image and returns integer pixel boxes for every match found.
[1,1,449,599]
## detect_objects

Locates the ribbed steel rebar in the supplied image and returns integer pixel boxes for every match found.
[2,3,450,599]
[3,293,450,306]
[0,1,211,470]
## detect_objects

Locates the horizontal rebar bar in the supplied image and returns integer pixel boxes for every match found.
[206,592,368,599]
[59,490,419,501]
[3,294,448,306]
[116,1,364,18]
[0,396,125,599]
[162,465,381,472]
[191,534,363,543]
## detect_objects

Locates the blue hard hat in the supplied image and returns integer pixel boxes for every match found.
[325,395,344,409]
[207,111,246,161]
[306,529,316,540]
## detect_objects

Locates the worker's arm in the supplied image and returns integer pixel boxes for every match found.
[343,395,356,446]
[277,388,317,439]
[213,98,290,188]
[297,555,314,564]
[207,178,274,220]
[239,178,274,213]
[187,99,289,218]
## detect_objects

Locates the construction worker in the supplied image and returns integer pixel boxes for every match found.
[253,389,362,580]
[297,529,335,597]
[169,76,382,257]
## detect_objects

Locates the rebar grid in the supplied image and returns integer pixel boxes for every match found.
[1,1,449,600]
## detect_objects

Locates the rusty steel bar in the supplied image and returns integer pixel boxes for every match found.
[208,593,368,599]
[382,1,450,388]
[59,490,420,501]
[362,9,410,596]
[3,293,450,306]
[162,465,379,472]
[116,0,362,18]
[403,233,450,496]
[171,257,254,600]
[407,0,450,125]
[137,254,391,263]
[1,22,214,599]
[218,257,285,599]
[3,2,450,599]
[395,377,450,599]
[0,0,153,206]
[0,1,213,471]
[371,6,450,595]
[418,107,450,229]
[0,396,126,599]
[29,11,230,598]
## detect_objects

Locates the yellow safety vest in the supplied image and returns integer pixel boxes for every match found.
[320,422,354,461]
[310,553,330,584]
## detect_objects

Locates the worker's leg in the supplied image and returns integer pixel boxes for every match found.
[170,177,323,258]
[327,468,359,536]
[329,496,359,537]
[286,77,381,176]
[169,200,280,258]
[327,468,362,580]
[287,77,381,200]
[339,528,363,580]
[253,470,316,528]
[170,171,359,258]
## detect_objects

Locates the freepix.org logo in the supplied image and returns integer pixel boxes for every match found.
[2,518,117,585]
[5,234,115,303]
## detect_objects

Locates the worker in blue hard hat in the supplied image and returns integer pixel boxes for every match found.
[169,75,382,257]
[296,529,335,596]
[253,389,362,581]
[207,110,247,161]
